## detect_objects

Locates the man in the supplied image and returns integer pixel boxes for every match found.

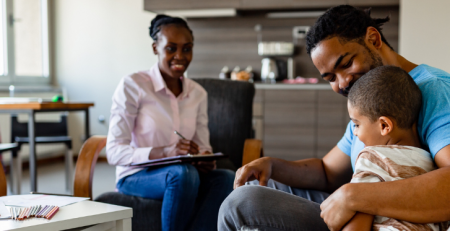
[218,5,450,231]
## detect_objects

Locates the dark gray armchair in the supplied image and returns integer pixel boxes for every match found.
[74,79,263,231]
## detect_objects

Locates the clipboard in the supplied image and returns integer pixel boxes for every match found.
[130,152,227,168]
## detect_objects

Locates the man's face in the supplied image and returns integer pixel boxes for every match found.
[348,102,385,147]
[311,37,383,97]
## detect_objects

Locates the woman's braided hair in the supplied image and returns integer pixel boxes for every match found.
[149,14,193,41]
[306,5,393,55]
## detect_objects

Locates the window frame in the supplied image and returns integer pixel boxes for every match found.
[0,0,51,86]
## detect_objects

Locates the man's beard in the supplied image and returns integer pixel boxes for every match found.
[368,46,383,70]
[340,45,383,97]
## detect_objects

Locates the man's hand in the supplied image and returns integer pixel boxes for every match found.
[234,157,273,189]
[320,184,356,231]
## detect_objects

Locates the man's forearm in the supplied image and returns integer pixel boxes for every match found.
[269,146,353,192]
[342,212,373,231]
[269,157,329,191]
[346,166,450,223]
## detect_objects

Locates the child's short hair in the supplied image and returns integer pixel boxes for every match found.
[348,66,422,129]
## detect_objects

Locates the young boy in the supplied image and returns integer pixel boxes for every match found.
[342,66,448,231]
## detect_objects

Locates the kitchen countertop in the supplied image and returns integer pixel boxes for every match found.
[254,83,331,90]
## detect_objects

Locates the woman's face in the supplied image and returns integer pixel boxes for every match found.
[153,24,193,80]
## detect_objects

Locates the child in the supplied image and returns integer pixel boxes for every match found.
[342,66,448,231]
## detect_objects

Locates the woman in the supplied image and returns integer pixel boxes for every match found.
[106,15,235,231]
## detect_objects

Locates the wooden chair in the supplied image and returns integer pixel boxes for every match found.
[0,143,19,194]
[0,155,7,196]
[73,135,262,199]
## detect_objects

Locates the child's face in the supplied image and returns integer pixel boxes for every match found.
[348,102,386,147]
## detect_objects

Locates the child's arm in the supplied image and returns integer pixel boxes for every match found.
[341,212,374,231]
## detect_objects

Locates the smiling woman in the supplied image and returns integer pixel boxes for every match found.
[106,14,235,231]
[150,15,194,97]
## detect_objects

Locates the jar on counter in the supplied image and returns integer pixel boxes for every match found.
[245,66,254,83]
[219,66,231,79]
[230,66,240,80]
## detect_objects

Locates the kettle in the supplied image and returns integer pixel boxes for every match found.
[261,58,278,83]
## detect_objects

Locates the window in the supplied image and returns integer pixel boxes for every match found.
[0,0,50,86]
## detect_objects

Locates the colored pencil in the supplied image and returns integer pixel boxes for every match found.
[25,206,31,218]
[29,206,35,217]
[42,206,54,218]
[39,206,51,218]
[36,205,48,218]
[33,205,41,217]
[18,208,25,220]
[45,206,59,219]
[23,207,30,219]
[40,205,52,218]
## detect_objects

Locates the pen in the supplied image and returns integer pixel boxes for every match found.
[174,130,186,140]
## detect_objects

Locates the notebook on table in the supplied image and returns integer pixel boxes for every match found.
[130,152,227,168]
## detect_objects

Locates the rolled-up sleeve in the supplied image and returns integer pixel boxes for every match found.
[192,93,212,154]
[106,76,152,166]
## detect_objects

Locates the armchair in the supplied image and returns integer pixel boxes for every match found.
[74,79,263,230]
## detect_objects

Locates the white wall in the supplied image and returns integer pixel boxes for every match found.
[52,0,158,152]
[399,0,450,73]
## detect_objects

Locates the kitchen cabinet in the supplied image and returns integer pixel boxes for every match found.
[144,0,398,12]
[253,86,349,161]
[144,0,240,11]
[240,0,346,10]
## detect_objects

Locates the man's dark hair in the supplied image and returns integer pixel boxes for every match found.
[306,5,393,55]
[348,66,422,129]
[149,14,193,41]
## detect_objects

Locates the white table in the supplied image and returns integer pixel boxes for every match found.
[0,201,132,231]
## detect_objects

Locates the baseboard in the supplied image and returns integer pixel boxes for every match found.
[2,154,108,174]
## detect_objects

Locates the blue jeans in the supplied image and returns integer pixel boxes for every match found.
[117,163,235,231]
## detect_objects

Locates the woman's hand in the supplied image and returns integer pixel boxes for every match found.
[176,139,199,155]
[161,139,199,157]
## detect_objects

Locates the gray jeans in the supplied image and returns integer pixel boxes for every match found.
[218,180,330,231]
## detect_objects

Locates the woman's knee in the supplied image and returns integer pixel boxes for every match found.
[167,163,200,188]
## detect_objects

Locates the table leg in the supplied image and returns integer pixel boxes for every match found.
[28,111,37,192]
[116,218,132,231]
[84,109,90,140]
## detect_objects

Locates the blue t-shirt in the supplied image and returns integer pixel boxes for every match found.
[337,64,450,170]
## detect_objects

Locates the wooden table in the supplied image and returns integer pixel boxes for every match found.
[0,102,94,193]
[0,200,132,231]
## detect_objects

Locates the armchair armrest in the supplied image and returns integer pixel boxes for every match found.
[242,139,263,166]
[0,161,6,196]
[74,136,107,200]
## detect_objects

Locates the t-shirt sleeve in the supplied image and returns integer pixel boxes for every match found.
[337,120,354,157]
[351,149,384,183]
[420,79,450,158]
